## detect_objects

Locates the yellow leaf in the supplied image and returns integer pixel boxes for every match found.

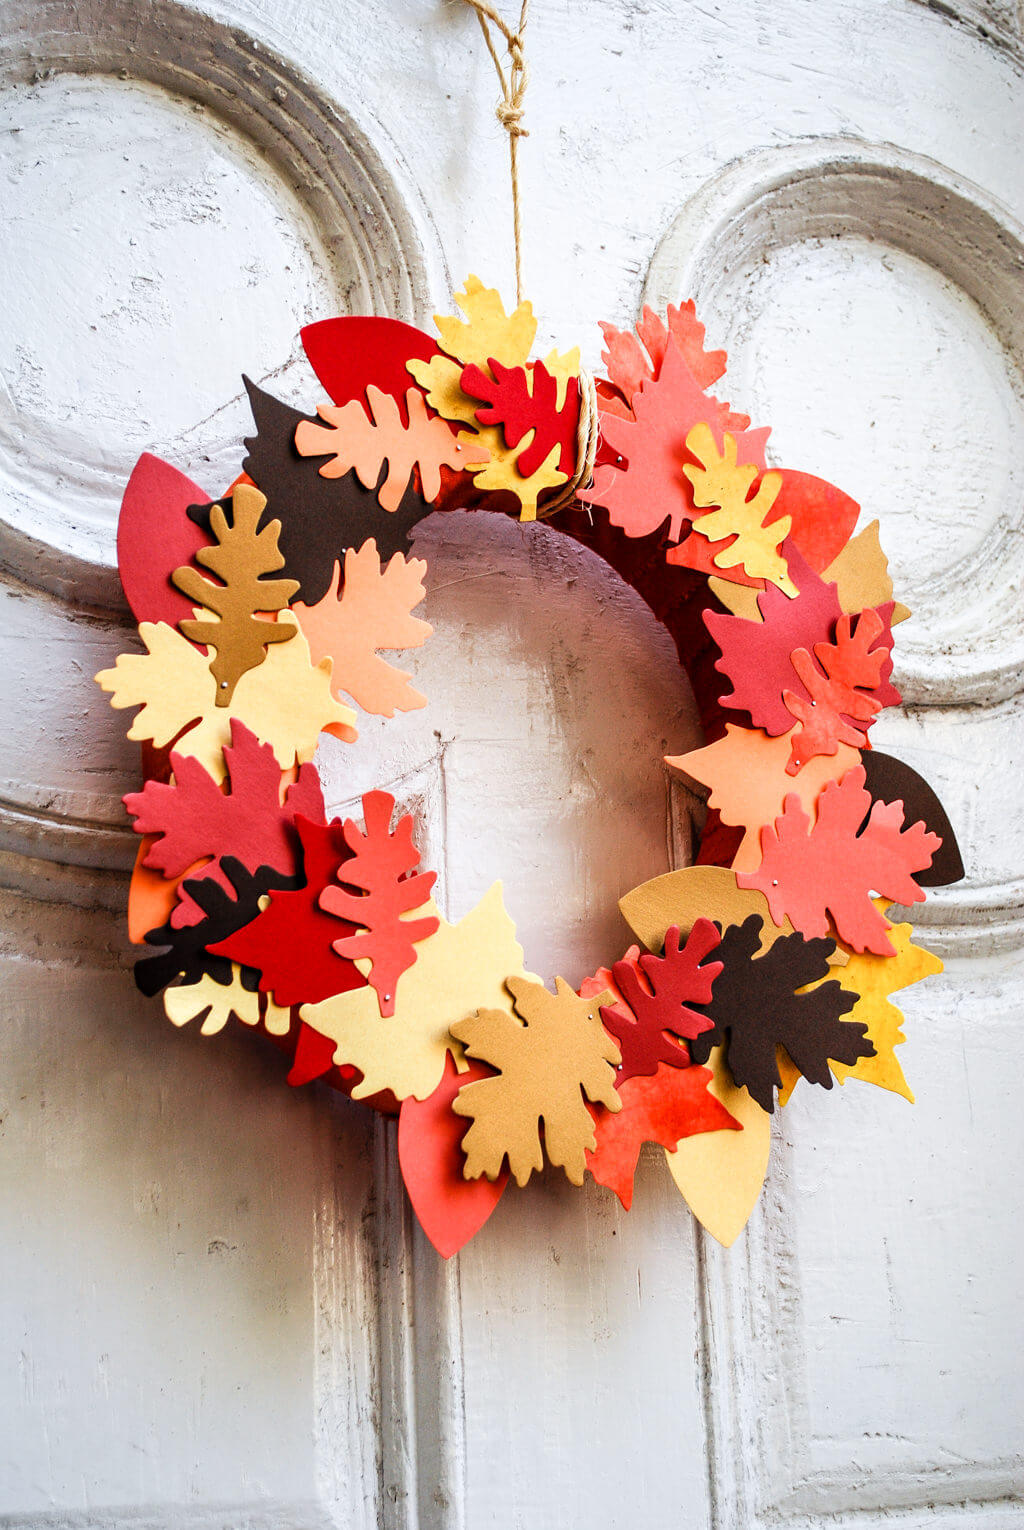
[458,429,566,521]
[406,353,478,429]
[542,345,581,411]
[832,909,941,1100]
[299,882,529,1102]
[432,274,537,368]
[163,965,260,1036]
[685,423,795,594]
[663,1043,771,1248]
[96,621,357,783]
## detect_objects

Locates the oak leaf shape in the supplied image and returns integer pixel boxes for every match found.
[739,766,941,955]
[451,975,622,1187]
[163,962,290,1037]
[585,1063,741,1210]
[684,424,794,592]
[208,814,366,1008]
[319,790,439,1017]
[96,621,356,784]
[300,882,526,1103]
[689,916,870,1112]
[599,301,729,406]
[461,356,579,477]
[783,607,900,773]
[123,719,324,926]
[291,542,432,717]
[172,484,298,705]
[293,385,486,510]
[600,920,722,1083]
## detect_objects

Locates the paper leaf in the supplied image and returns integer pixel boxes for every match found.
[162,961,288,1038]
[172,485,299,706]
[684,424,794,593]
[670,723,861,873]
[319,790,439,1017]
[821,519,911,624]
[599,301,728,402]
[829,911,943,1101]
[582,338,768,542]
[301,883,526,1103]
[117,453,213,629]
[238,377,432,607]
[585,1063,740,1210]
[291,543,431,718]
[703,546,843,729]
[461,357,579,477]
[123,719,324,924]
[134,858,296,998]
[739,765,942,955]
[398,1053,509,1258]
[686,471,859,589]
[294,386,487,510]
[663,1043,771,1247]
[451,975,622,1187]
[619,864,794,956]
[300,316,441,411]
[860,752,964,887]
[210,815,365,1007]
[431,274,537,369]
[600,920,722,1083]
[96,621,356,784]
[689,916,868,1112]
[784,608,900,773]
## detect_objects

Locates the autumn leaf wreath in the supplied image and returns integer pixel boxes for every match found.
[97,276,961,1256]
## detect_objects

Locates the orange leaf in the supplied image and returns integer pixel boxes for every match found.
[783,608,900,773]
[294,385,487,511]
[292,541,432,718]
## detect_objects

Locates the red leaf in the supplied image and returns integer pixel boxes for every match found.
[599,302,728,404]
[582,338,771,542]
[586,1063,740,1210]
[319,791,439,1016]
[123,720,325,926]
[208,814,366,1006]
[600,920,722,1084]
[287,1020,359,1089]
[783,607,901,773]
[738,765,941,955]
[300,316,442,425]
[117,453,212,629]
[398,1053,509,1257]
[703,546,843,734]
[461,357,579,477]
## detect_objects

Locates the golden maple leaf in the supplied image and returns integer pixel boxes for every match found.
[684,424,795,594]
[451,975,622,1187]
[299,882,528,1103]
[292,543,432,717]
[95,620,356,782]
[432,273,537,368]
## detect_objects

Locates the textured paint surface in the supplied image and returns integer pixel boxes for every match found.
[0,1,1022,1526]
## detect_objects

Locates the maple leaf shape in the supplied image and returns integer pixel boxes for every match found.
[585,1063,740,1210]
[689,916,870,1112]
[739,766,941,955]
[163,962,290,1038]
[599,301,728,406]
[318,791,438,1017]
[209,814,366,1008]
[293,385,487,510]
[123,719,324,925]
[291,543,431,718]
[684,424,794,593]
[451,975,622,1187]
[172,485,299,705]
[96,621,356,784]
[461,357,579,477]
[431,273,538,370]
[301,882,527,1103]
[703,547,843,733]
[783,608,900,773]
[599,920,722,1083]
[237,377,432,606]
[134,858,298,998]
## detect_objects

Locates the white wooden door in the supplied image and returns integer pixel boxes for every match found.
[1,1,1022,1525]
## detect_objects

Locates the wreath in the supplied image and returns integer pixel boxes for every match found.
[97,276,961,1255]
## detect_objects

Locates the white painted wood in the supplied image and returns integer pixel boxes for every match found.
[0,0,1021,1525]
